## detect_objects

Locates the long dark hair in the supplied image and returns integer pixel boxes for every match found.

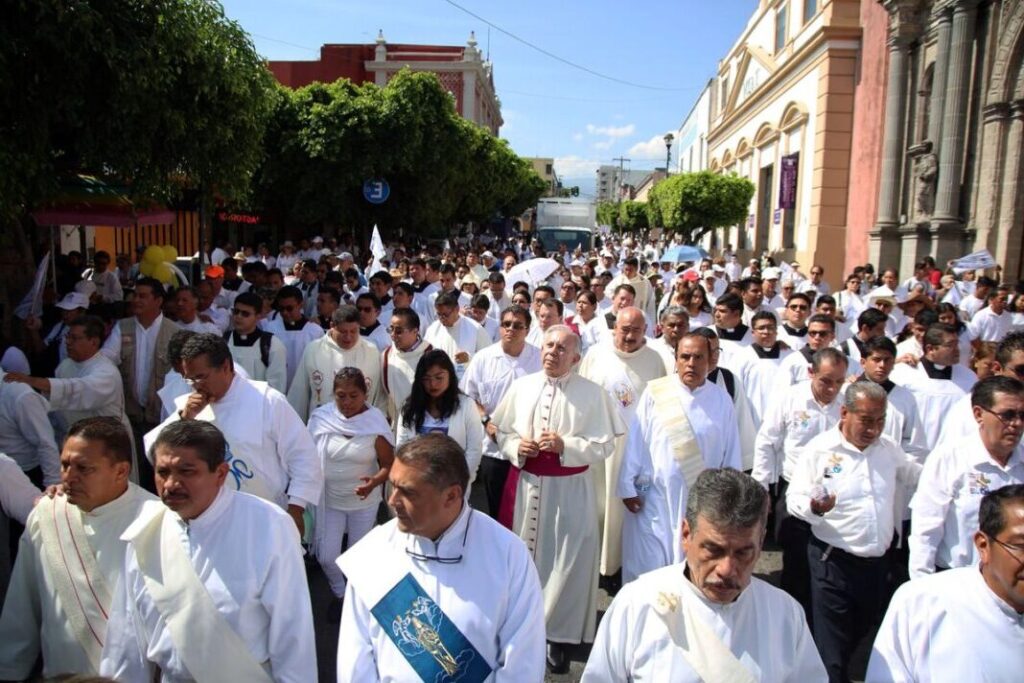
[401,350,462,431]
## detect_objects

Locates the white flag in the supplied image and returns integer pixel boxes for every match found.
[369,225,386,276]
[15,253,50,319]
[950,249,996,274]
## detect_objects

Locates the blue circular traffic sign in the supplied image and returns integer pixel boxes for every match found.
[362,178,390,204]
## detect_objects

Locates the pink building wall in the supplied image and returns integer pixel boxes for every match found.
[844,0,890,273]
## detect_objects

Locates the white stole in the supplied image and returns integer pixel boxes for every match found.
[129,504,274,683]
[37,495,112,671]
[647,377,704,489]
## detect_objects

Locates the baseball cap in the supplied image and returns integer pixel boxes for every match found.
[339,252,354,261]
[481,251,494,259]
[312,236,324,243]
[762,267,781,280]
[205,265,225,278]
[56,292,90,310]
[74,280,97,298]
[682,270,700,282]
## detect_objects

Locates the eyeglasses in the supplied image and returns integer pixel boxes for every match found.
[978,405,1024,425]
[500,321,526,330]
[788,304,809,311]
[1007,364,1024,379]
[405,511,472,564]
[988,535,1024,567]
[387,326,410,335]
[231,308,253,317]
[807,330,831,337]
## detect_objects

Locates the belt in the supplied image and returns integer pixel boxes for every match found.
[522,450,588,477]
[809,534,886,565]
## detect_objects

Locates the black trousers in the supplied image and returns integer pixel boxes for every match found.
[776,478,813,624]
[807,535,889,683]
[129,417,157,494]
[475,456,511,520]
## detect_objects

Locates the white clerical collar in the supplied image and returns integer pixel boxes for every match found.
[544,371,572,387]
[177,485,232,531]
[83,482,135,519]
[405,503,472,561]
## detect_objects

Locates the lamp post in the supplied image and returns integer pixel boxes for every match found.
[664,132,675,176]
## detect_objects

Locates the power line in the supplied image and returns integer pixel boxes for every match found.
[440,0,695,92]
[250,33,319,53]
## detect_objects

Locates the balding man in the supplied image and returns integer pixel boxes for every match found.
[492,326,625,674]
[579,307,666,588]
[618,332,741,584]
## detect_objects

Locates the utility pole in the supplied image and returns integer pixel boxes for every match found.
[612,156,630,203]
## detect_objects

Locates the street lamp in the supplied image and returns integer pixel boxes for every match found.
[664,133,675,176]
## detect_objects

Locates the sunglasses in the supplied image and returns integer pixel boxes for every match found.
[501,321,526,330]
[231,308,254,317]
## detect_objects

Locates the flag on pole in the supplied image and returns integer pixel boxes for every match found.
[15,253,50,319]
[950,249,996,274]
[369,224,386,276]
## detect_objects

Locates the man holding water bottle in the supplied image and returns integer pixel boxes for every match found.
[786,381,922,683]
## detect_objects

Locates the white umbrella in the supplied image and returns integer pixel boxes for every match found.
[505,257,560,288]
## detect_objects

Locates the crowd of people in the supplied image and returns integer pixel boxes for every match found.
[0,229,1022,682]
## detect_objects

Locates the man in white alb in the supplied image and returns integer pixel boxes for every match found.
[579,307,666,584]
[287,304,384,421]
[102,420,316,683]
[460,304,541,519]
[492,325,625,674]
[0,417,155,679]
[337,434,546,682]
[425,291,491,383]
[584,468,826,682]
[262,285,325,392]
[618,332,741,584]
[868,484,1024,682]
[145,333,321,537]
[733,311,793,428]
[381,307,432,426]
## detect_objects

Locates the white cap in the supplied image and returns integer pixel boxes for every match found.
[711,264,725,273]
[282,240,294,248]
[56,292,90,310]
[74,280,97,297]
[762,267,781,280]
[312,236,324,243]
[481,251,494,259]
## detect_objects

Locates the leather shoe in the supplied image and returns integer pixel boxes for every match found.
[546,642,569,674]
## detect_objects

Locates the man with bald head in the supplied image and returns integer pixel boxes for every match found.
[579,307,667,590]
[492,326,626,673]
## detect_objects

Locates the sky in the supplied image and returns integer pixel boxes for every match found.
[221,0,759,197]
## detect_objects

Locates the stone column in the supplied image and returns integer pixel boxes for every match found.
[933,0,979,223]
[973,102,1011,252]
[926,7,953,152]
[870,24,913,269]
[995,101,1024,279]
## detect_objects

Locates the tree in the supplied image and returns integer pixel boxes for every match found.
[648,171,755,243]
[596,201,619,229]
[618,200,649,233]
[0,0,276,220]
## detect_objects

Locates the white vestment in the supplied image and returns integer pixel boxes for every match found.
[146,375,322,510]
[424,316,492,382]
[0,484,155,679]
[890,362,976,450]
[617,378,741,583]
[101,489,316,683]
[227,330,289,394]
[0,454,39,525]
[336,505,546,682]
[583,565,826,682]
[492,371,625,643]
[734,345,793,428]
[606,273,657,335]
[261,317,325,392]
[0,370,61,485]
[48,352,132,443]
[579,342,667,575]
[286,335,383,421]
[867,566,1024,683]
[381,341,430,426]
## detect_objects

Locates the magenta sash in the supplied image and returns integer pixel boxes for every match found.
[497,451,588,529]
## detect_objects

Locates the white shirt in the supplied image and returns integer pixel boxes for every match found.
[752,381,842,486]
[867,566,1024,683]
[102,488,316,683]
[968,306,1012,342]
[0,454,39,524]
[424,316,492,381]
[177,317,221,335]
[583,565,826,683]
[908,430,1024,576]
[460,343,542,459]
[132,314,164,404]
[0,370,61,485]
[788,430,920,558]
[336,504,546,683]
[890,361,976,449]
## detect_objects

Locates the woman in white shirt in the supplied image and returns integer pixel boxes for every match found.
[308,367,394,618]
[835,273,866,324]
[685,285,713,330]
[397,350,484,483]
[567,290,602,353]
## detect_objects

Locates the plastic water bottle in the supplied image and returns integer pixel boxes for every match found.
[634,474,651,496]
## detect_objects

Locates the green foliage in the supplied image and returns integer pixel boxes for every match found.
[618,200,649,232]
[254,70,546,237]
[648,171,755,242]
[596,201,619,229]
[0,0,276,220]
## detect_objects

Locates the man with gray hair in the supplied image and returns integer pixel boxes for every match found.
[492,325,625,673]
[652,305,689,374]
[584,468,826,681]
[336,433,546,681]
[787,381,921,682]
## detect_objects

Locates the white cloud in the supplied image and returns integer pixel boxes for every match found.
[592,139,613,150]
[585,123,635,138]
[572,132,584,142]
[628,133,675,159]
[554,155,601,178]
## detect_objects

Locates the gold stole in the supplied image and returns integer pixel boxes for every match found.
[37,495,112,672]
[647,377,704,489]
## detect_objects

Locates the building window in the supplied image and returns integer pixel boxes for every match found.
[803,0,817,23]
[721,77,730,109]
[775,4,788,53]
[545,163,553,175]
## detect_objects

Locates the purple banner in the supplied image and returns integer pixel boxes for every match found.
[779,152,799,210]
